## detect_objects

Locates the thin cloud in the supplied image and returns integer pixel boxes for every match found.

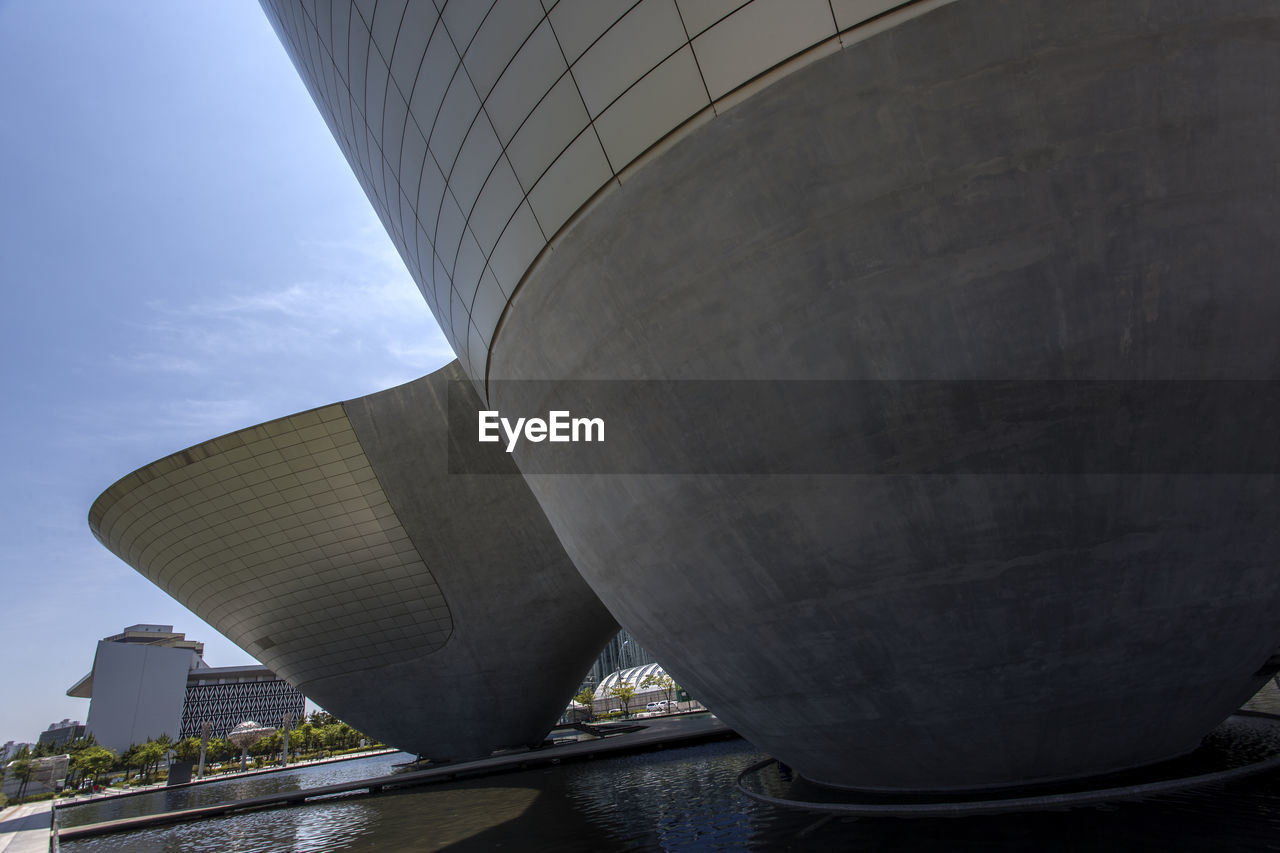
[81,226,457,470]
[110,351,205,375]
[120,229,455,396]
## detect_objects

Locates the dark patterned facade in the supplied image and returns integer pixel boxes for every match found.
[180,675,304,740]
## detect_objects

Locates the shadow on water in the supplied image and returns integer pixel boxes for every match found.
[58,732,1280,852]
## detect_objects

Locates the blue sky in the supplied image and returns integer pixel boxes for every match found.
[0,3,454,744]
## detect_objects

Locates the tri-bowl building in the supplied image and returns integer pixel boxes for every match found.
[94,0,1280,791]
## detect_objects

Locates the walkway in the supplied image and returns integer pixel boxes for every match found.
[0,800,52,853]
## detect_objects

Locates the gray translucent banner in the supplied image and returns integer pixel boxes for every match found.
[447,380,1280,475]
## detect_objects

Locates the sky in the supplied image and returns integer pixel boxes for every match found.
[0,2,455,744]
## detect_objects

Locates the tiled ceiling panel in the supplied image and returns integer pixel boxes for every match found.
[89,404,452,687]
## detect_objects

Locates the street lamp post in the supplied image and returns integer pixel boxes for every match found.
[197,721,210,780]
[281,714,294,768]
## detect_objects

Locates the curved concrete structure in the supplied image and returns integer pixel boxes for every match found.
[90,361,617,761]
[257,0,930,384]
[259,0,1280,790]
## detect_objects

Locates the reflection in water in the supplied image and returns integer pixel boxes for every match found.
[60,730,1280,852]
[57,753,413,829]
[564,747,758,850]
[289,800,379,852]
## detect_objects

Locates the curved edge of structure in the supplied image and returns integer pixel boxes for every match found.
[736,713,1280,816]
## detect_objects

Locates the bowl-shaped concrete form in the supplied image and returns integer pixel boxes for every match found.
[259,0,1280,789]
[90,361,617,761]
[484,0,1280,790]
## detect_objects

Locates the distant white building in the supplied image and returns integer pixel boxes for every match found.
[0,741,32,762]
[66,625,304,752]
[37,718,86,747]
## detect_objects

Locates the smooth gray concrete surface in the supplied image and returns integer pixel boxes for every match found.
[487,0,1280,790]
[83,641,195,753]
[331,361,619,758]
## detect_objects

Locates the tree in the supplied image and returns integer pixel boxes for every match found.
[308,710,337,728]
[137,741,164,783]
[641,673,677,709]
[608,681,636,717]
[172,738,201,764]
[250,732,281,758]
[154,733,174,777]
[572,686,597,721]
[118,744,141,783]
[72,747,116,789]
[295,722,316,757]
[9,756,34,800]
[206,738,231,765]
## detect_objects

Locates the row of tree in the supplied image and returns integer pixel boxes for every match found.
[2,735,116,799]
[2,711,374,798]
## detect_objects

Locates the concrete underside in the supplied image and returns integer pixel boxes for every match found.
[488,0,1280,790]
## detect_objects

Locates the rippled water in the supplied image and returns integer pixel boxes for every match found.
[59,722,1280,852]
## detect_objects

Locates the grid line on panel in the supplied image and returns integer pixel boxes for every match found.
[542,6,619,176]
[319,0,426,264]
[457,14,550,227]
[679,0,752,38]
[295,2,367,191]
[423,70,475,310]
[384,5,436,274]
[581,44,699,136]
[300,9,334,115]
[671,1,714,108]
[268,0,906,384]
[402,28,455,213]
[553,0,646,68]
[429,11,491,188]
[461,28,571,325]
[439,0,501,62]
[94,406,457,684]
[825,0,841,34]
[436,123,506,294]
[472,0,866,389]
[350,0,372,31]
[271,1,497,362]
[347,4,369,170]
[370,1,410,229]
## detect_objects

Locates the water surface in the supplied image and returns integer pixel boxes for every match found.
[58,731,1280,851]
